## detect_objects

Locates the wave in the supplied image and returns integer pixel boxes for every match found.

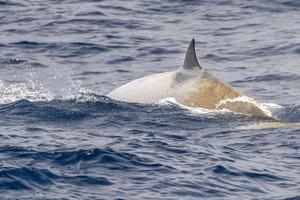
[5,41,109,58]
[233,74,300,84]
[0,79,298,124]
[0,166,113,190]
[0,146,171,170]
[211,165,284,181]
[0,146,173,190]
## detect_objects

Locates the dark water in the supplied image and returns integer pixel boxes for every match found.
[0,0,300,199]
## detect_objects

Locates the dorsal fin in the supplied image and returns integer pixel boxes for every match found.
[183,38,202,70]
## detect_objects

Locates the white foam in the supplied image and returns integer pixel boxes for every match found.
[237,122,300,130]
[260,103,282,109]
[158,96,283,117]
[158,97,232,115]
[216,95,276,117]
[0,79,97,104]
[0,80,54,104]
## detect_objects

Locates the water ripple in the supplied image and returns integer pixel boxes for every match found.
[0,0,300,199]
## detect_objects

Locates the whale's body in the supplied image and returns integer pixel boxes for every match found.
[108,39,269,118]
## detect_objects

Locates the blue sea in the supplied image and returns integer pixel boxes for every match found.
[0,0,300,199]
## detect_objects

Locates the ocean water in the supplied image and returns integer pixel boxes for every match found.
[0,0,300,199]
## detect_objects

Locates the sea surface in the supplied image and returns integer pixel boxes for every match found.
[0,0,300,199]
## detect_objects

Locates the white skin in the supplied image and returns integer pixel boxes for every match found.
[107,67,201,104]
[108,71,176,104]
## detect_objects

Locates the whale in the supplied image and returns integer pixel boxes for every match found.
[108,39,271,118]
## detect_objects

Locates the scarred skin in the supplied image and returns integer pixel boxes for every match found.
[175,71,268,117]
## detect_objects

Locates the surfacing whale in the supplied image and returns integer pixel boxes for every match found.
[108,39,270,118]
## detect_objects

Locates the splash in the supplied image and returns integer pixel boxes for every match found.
[0,79,97,104]
[60,80,95,102]
[0,80,54,104]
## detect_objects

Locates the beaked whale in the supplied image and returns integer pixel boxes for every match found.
[108,39,271,118]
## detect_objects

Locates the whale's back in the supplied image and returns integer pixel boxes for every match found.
[107,39,271,118]
[108,71,176,103]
